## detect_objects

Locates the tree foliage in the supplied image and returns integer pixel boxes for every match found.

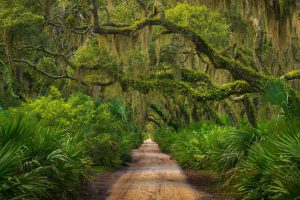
[166,3,231,49]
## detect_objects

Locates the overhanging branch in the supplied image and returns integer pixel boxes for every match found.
[282,69,300,81]
[12,59,115,87]
[92,16,276,91]
[78,64,254,102]
[15,45,76,69]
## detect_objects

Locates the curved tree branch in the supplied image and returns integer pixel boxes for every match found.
[150,104,178,130]
[122,78,253,102]
[91,17,280,90]
[77,63,254,102]
[15,45,77,69]
[12,59,115,87]
[282,69,300,81]
[13,59,69,79]
[147,116,162,127]
[229,94,247,102]
[152,68,213,85]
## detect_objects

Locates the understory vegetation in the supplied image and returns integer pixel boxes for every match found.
[0,87,144,199]
[154,85,300,199]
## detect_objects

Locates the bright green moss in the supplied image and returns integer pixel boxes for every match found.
[181,69,212,84]
[283,69,300,80]
[121,75,251,102]
[150,69,212,85]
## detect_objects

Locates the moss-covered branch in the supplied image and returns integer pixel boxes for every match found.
[77,62,254,102]
[121,77,253,102]
[94,17,295,97]
[93,17,162,35]
[151,68,213,85]
[181,69,212,85]
[12,59,115,87]
[15,45,77,69]
[149,104,178,130]
[148,116,162,127]
[282,69,300,81]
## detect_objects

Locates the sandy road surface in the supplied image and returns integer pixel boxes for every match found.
[105,139,212,200]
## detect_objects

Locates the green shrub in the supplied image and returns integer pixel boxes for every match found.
[15,87,98,131]
[14,89,143,168]
[85,133,122,167]
[0,91,144,199]
[234,119,300,199]
[154,81,300,199]
[0,113,90,200]
[86,125,144,167]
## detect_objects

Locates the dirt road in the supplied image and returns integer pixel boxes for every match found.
[104,139,212,200]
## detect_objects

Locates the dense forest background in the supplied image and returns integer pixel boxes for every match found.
[0,0,300,199]
[1,0,300,129]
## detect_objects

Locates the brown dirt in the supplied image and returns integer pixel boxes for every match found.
[82,139,215,200]
[184,169,215,190]
[184,169,234,200]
